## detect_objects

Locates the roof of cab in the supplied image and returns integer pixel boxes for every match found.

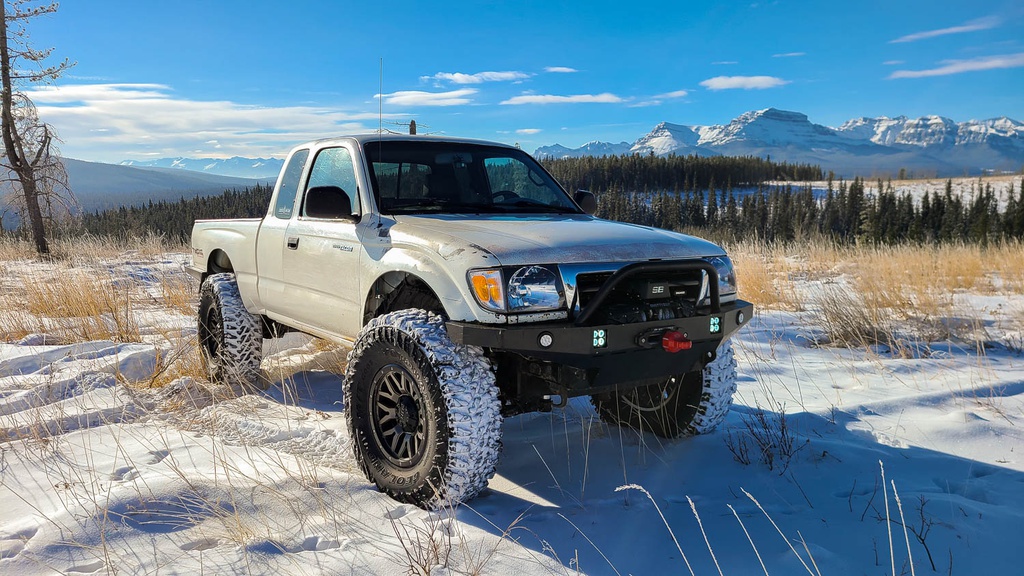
[297,133,520,150]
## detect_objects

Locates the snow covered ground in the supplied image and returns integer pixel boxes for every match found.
[1,254,1022,575]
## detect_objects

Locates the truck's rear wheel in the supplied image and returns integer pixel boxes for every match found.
[344,309,501,509]
[198,273,263,391]
[592,340,737,438]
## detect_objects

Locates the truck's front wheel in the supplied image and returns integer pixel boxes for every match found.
[345,310,501,509]
[198,273,263,391]
[592,340,737,438]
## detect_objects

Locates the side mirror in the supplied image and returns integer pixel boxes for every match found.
[304,186,358,221]
[573,190,598,215]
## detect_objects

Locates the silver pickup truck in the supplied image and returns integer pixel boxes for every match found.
[188,134,752,508]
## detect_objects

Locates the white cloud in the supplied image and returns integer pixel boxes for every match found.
[890,16,1000,43]
[883,60,905,66]
[500,93,624,105]
[699,76,789,90]
[629,100,662,108]
[422,71,529,84]
[772,52,806,58]
[516,128,542,134]
[26,83,396,161]
[377,89,477,106]
[655,89,689,99]
[544,66,578,73]
[711,61,738,65]
[888,52,1024,79]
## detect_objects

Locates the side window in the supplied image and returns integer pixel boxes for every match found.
[273,149,309,219]
[305,147,360,215]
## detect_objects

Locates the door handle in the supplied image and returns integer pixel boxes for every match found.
[286,237,299,250]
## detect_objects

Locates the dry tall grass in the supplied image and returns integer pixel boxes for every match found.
[729,240,1024,347]
[1,271,141,343]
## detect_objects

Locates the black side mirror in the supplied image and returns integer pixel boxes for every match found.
[573,190,598,215]
[304,186,358,221]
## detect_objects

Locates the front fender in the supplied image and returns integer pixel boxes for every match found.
[363,244,504,324]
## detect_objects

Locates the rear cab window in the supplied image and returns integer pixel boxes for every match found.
[273,149,309,219]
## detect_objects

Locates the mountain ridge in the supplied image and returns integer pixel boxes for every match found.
[119,156,284,179]
[535,108,1024,176]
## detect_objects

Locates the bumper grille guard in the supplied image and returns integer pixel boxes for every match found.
[572,260,721,327]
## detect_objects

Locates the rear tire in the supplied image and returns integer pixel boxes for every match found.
[198,273,263,391]
[344,309,501,509]
[592,340,737,438]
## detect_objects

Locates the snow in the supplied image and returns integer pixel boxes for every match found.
[1,255,1023,574]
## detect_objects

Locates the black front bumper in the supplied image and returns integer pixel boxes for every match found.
[447,299,753,388]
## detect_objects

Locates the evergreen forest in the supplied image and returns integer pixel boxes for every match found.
[39,154,1024,246]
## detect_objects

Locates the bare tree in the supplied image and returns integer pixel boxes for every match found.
[0,0,74,255]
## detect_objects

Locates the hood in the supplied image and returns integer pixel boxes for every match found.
[390,214,725,266]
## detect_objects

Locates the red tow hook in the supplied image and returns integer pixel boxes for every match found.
[661,330,692,353]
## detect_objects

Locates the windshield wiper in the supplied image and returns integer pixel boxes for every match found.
[492,200,579,214]
[385,200,505,214]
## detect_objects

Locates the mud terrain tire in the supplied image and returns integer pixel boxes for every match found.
[592,340,737,438]
[345,309,501,509]
[198,273,263,391]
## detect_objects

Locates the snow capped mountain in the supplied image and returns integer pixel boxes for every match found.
[534,109,1024,176]
[631,122,703,156]
[835,116,909,146]
[534,140,631,159]
[120,156,283,179]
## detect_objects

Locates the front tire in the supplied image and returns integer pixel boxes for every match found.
[344,309,501,509]
[198,273,263,391]
[592,340,737,438]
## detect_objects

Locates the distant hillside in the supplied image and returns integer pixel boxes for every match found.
[119,156,284,179]
[64,158,267,212]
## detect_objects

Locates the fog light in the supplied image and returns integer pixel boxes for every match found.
[661,330,692,353]
[737,311,745,324]
[539,332,554,348]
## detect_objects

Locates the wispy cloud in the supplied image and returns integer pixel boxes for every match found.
[890,16,1000,43]
[772,52,806,58]
[882,60,905,66]
[377,89,477,106]
[655,89,689,99]
[888,52,1024,78]
[699,76,789,90]
[516,128,542,134]
[711,61,738,65]
[501,93,624,105]
[421,71,529,84]
[544,66,578,73]
[28,83,390,161]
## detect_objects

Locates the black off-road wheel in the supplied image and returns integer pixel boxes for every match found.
[198,273,263,391]
[592,340,737,438]
[345,309,501,509]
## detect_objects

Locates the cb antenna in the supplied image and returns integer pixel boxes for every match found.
[378,58,383,140]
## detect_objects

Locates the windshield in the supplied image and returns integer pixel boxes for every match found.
[364,141,581,215]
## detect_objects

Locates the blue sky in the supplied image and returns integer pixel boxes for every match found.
[22,0,1024,162]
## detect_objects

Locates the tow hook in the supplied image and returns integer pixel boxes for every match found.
[661,330,693,353]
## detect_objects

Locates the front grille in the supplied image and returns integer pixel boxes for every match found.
[575,268,707,324]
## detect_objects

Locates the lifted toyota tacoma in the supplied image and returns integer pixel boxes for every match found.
[187,134,753,509]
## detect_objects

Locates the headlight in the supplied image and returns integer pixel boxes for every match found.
[468,265,564,313]
[708,256,737,297]
[508,265,563,312]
